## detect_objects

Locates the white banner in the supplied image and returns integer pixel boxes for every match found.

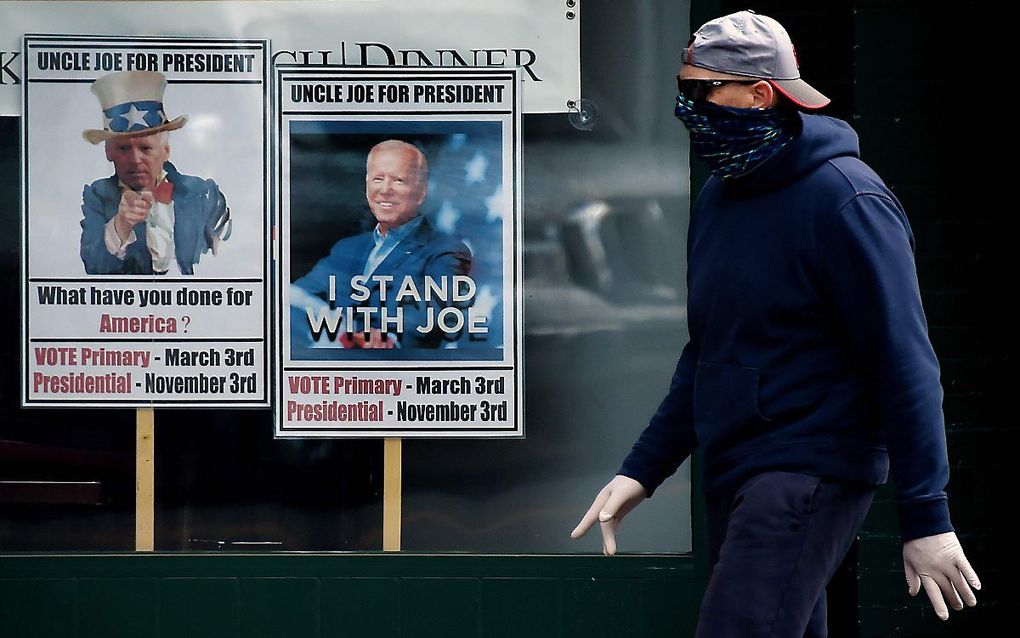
[276,66,523,437]
[22,35,271,407]
[0,0,580,115]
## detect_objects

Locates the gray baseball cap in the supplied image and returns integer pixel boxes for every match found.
[681,10,830,109]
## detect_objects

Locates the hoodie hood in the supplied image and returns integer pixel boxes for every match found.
[720,111,861,195]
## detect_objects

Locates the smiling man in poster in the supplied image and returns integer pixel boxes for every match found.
[291,139,474,349]
[79,70,232,275]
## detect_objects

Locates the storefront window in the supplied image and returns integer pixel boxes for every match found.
[1,0,693,553]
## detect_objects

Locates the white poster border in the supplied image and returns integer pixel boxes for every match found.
[21,33,272,408]
[274,66,523,438]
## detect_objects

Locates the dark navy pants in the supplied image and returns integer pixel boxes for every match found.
[695,471,876,638]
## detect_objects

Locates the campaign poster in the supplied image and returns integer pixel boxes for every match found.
[276,67,522,437]
[21,35,270,407]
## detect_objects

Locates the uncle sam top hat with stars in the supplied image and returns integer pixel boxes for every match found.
[83,70,187,144]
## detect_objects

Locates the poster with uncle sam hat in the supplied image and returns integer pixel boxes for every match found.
[21,35,270,408]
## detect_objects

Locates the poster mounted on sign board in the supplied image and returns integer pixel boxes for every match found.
[21,35,271,407]
[276,66,523,438]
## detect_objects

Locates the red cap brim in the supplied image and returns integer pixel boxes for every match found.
[770,78,830,110]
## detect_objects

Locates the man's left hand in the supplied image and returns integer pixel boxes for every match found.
[902,531,981,620]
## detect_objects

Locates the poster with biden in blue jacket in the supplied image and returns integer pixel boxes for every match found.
[276,66,522,438]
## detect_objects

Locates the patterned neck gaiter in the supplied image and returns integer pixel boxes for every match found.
[674,93,796,180]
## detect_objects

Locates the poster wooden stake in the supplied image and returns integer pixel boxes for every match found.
[383,438,402,551]
[135,408,155,552]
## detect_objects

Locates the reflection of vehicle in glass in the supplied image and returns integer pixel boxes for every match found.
[397,196,695,552]
[525,196,687,337]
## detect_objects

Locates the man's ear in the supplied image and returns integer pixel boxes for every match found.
[104,141,114,162]
[754,80,777,108]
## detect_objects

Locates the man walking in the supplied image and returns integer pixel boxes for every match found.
[572,10,980,636]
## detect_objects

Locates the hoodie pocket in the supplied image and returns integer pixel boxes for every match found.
[693,361,771,455]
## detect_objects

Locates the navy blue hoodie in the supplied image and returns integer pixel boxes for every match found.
[618,111,953,542]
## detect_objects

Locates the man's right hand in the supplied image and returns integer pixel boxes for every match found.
[571,475,647,556]
[114,190,154,241]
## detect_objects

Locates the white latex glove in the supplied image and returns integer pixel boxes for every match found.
[570,475,647,556]
[902,531,981,620]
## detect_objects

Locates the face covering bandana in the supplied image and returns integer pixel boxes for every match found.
[674,93,796,180]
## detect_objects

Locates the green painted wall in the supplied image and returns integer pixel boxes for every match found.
[1,555,703,637]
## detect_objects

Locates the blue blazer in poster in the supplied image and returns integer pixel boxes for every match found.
[291,216,473,350]
[286,120,506,361]
[80,161,230,275]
